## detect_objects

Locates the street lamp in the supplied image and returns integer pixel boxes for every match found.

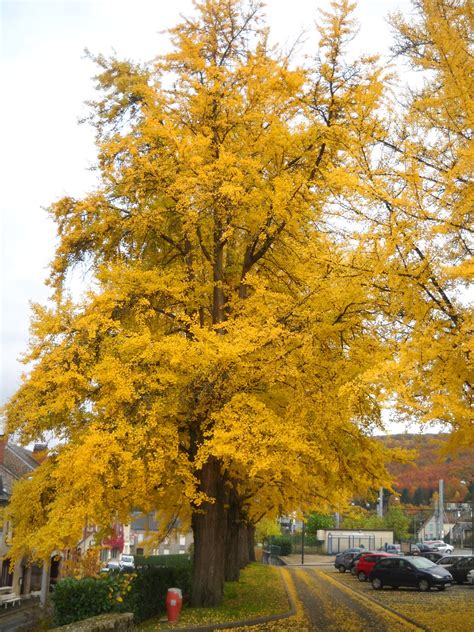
[460,480,473,555]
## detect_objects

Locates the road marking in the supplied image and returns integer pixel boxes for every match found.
[318,570,426,632]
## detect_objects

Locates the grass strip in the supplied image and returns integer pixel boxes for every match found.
[134,563,290,631]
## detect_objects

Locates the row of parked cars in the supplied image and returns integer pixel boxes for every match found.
[334,546,474,592]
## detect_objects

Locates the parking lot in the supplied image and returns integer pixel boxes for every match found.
[326,568,473,632]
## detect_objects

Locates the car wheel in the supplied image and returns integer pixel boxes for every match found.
[372,577,383,590]
[358,571,366,582]
[338,565,346,573]
[418,579,430,592]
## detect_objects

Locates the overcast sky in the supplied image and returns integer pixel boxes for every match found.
[1,0,415,430]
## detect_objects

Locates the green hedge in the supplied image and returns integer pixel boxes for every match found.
[52,562,192,627]
[134,554,192,568]
[52,576,117,626]
[266,536,292,556]
[124,564,192,623]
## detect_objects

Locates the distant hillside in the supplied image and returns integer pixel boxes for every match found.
[379,434,473,505]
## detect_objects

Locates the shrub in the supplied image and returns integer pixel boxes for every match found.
[52,562,192,626]
[304,535,324,547]
[123,564,192,623]
[266,536,292,556]
[134,554,191,568]
[52,576,113,626]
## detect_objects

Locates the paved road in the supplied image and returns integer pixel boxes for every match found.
[223,566,422,631]
[280,566,420,632]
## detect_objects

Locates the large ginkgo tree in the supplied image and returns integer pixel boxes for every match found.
[4,0,470,607]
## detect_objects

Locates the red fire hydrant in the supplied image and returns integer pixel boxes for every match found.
[166,587,182,623]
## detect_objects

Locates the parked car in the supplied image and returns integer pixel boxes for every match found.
[437,554,468,567]
[100,560,121,572]
[441,555,474,584]
[355,553,395,582]
[119,554,135,570]
[423,540,454,553]
[377,543,401,555]
[334,548,364,573]
[370,555,453,591]
[416,543,437,553]
[420,551,445,563]
[349,551,376,575]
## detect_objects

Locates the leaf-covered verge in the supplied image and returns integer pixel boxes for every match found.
[134,563,288,630]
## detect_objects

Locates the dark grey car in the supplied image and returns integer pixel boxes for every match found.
[334,547,363,573]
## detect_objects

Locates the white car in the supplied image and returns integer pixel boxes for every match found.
[119,554,135,570]
[424,540,454,554]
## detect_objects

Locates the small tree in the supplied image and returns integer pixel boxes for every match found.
[306,513,334,535]
[384,507,410,542]
[255,518,281,545]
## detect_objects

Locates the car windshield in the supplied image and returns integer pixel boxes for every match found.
[409,557,437,569]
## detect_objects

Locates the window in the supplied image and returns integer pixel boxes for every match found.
[179,536,186,546]
[457,557,474,568]
[378,559,395,568]
[163,549,170,555]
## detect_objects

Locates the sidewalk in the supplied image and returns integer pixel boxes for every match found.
[279,553,335,566]
[0,596,41,632]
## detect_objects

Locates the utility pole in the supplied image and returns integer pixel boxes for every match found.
[461,479,474,554]
[438,479,444,540]
[301,520,305,565]
[377,488,384,518]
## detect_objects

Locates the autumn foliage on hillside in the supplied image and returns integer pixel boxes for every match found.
[381,434,474,503]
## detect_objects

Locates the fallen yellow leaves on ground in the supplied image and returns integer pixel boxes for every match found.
[329,569,474,632]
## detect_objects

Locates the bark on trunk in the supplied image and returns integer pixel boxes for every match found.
[238,522,250,569]
[224,489,241,582]
[191,457,227,606]
[247,524,256,562]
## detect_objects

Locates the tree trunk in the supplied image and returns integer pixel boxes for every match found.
[238,522,250,569]
[191,457,227,606]
[224,488,241,582]
[247,524,256,562]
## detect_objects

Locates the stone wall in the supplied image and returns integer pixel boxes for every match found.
[54,613,133,631]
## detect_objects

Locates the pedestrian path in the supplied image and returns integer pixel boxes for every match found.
[0,597,41,632]
[279,553,335,566]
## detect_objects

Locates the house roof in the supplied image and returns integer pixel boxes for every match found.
[6,443,38,471]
